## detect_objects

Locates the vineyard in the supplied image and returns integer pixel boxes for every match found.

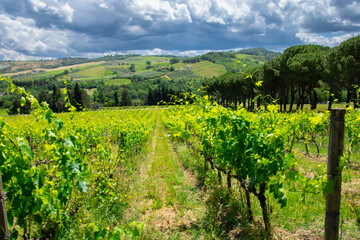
[0,80,360,239]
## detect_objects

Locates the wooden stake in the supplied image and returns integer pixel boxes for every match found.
[325,108,345,240]
[0,173,9,239]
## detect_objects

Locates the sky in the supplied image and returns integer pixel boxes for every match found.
[0,0,359,60]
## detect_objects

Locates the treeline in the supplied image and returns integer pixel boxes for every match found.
[180,49,281,72]
[6,83,91,114]
[203,35,360,111]
[147,84,189,105]
[183,52,237,64]
[237,47,281,61]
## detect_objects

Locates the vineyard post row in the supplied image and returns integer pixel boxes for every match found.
[325,108,345,240]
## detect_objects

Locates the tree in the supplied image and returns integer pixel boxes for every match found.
[8,97,31,115]
[81,90,91,109]
[114,91,119,106]
[129,64,136,72]
[97,90,105,104]
[170,58,179,64]
[37,90,49,104]
[73,83,83,111]
[50,85,63,113]
[286,48,328,110]
[327,36,360,108]
[121,88,132,106]
[147,88,155,105]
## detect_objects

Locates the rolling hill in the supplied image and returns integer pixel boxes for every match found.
[0,48,280,109]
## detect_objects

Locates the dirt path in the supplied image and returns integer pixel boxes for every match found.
[124,109,205,238]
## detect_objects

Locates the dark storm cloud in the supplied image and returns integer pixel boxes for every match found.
[0,0,359,60]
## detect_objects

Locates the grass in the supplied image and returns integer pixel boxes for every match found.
[105,78,131,86]
[267,142,360,239]
[84,88,96,96]
[121,56,171,71]
[119,110,209,239]
[171,61,226,78]
[190,61,227,78]
[236,53,266,62]
[0,109,8,115]
[74,66,114,78]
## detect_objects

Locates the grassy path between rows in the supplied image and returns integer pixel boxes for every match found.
[123,110,207,239]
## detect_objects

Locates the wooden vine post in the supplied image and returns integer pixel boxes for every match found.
[325,108,345,240]
[0,173,9,239]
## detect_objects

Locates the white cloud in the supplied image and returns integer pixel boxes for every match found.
[176,49,209,56]
[144,48,164,55]
[29,0,74,22]
[0,14,72,58]
[296,29,360,46]
[0,48,48,61]
[130,0,192,23]
[188,0,250,24]
[125,25,147,36]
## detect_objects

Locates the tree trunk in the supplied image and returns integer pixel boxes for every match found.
[346,88,351,108]
[227,172,232,192]
[257,183,271,235]
[217,169,222,184]
[289,83,296,111]
[311,90,317,110]
[240,180,254,222]
[328,93,333,110]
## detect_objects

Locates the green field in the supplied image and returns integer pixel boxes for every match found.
[172,61,226,78]
[74,66,114,78]
[105,78,131,86]
[84,88,97,96]
[190,61,227,78]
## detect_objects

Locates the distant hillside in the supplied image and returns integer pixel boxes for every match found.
[0,47,281,108]
[0,55,140,74]
[180,48,281,72]
[237,48,282,61]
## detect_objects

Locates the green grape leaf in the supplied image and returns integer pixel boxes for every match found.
[54,118,63,131]
[64,138,75,148]
[44,108,55,124]
[0,119,5,130]
[78,180,88,193]
[270,183,287,208]
[70,162,81,174]
[34,169,45,188]
[18,140,33,158]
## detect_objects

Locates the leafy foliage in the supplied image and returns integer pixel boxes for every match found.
[0,75,156,238]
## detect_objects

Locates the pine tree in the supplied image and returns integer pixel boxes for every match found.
[121,88,132,106]
[73,83,83,111]
[147,88,154,105]
[97,91,105,104]
[51,85,61,112]
[114,91,119,106]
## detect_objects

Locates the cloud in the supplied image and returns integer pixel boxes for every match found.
[129,1,192,23]
[0,14,73,57]
[296,30,359,46]
[29,0,74,22]
[0,0,359,60]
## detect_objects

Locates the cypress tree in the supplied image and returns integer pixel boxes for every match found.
[73,83,83,111]
[121,88,132,106]
[114,91,119,106]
